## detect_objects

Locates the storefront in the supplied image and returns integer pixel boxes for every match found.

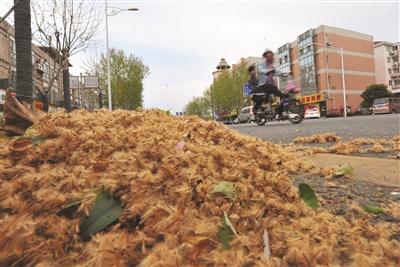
[299,92,327,116]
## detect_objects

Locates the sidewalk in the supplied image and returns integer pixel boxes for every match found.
[306,153,400,187]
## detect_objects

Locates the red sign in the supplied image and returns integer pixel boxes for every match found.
[300,93,325,104]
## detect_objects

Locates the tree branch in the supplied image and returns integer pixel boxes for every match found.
[0,0,20,24]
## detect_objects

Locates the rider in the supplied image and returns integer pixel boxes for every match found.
[250,48,285,117]
[247,65,264,112]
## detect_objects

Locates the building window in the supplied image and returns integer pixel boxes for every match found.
[389,80,392,86]
[11,71,16,82]
[387,57,391,63]
[10,38,16,66]
[388,69,392,75]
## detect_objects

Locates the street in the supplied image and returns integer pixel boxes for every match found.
[230,114,400,143]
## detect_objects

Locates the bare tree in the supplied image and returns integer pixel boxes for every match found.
[32,0,101,111]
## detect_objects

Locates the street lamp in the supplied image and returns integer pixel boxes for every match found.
[105,0,139,111]
[313,42,347,118]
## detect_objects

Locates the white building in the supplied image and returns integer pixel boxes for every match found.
[374,41,400,94]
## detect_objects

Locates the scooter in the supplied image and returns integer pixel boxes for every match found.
[251,80,304,125]
[252,93,304,125]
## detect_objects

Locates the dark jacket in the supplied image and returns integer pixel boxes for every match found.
[248,76,264,94]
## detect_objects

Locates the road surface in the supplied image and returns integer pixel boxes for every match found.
[230,114,400,143]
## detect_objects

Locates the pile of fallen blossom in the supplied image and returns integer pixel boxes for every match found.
[293,132,342,144]
[0,110,399,266]
[293,133,400,156]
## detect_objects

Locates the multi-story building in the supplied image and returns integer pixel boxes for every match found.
[276,25,375,115]
[374,41,400,94]
[0,20,64,110]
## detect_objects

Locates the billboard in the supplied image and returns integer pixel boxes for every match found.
[84,76,99,88]
[70,76,79,89]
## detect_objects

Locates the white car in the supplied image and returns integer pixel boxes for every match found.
[236,106,255,123]
[304,107,321,119]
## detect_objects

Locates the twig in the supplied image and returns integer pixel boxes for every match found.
[0,0,20,24]
[263,229,271,258]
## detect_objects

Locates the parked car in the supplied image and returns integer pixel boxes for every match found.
[236,106,254,123]
[372,97,400,114]
[217,116,234,125]
[358,107,372,116]
[304,107,321,119]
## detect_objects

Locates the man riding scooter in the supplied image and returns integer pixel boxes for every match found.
[249,48,287,119]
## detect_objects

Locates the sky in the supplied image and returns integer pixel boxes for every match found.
[1,0,399,112]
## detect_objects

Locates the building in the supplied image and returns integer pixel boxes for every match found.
[276,25,375,115]
[0,20,64,110]
[212,58,231,80]
[374,41,400,94]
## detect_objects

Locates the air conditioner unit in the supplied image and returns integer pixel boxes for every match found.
[37,62,45,73]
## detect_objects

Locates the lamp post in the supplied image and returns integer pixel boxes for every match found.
[313,42,347,118]
[105,0,139,111]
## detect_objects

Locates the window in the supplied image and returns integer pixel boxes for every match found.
[389,80,392,86]
[387,57,391,63]
[373,98,386,105]
[10,38,16,66]
[11,71,16,82]
[388,69,392,75]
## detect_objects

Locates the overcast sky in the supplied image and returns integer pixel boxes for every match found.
[1,1,399,112]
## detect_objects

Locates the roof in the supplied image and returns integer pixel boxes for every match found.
[374,41,398,48]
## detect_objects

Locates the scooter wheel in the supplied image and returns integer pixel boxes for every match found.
[256,117,267,126]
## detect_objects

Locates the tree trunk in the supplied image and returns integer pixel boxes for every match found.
[98,91,103,109]
[62,55,71,111]
[37,90,49,112]
[14,0,33,104]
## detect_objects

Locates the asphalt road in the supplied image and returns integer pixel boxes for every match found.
[230,114,400,143]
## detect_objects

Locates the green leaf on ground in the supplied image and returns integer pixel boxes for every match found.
[363,205,384,214]
[218,212,237,249]
[31,135,47,145]
[298,183,319,209]
[79,191,122,240]
[24,125,39,138]
[211,181,235,200]
[334,163,353,177]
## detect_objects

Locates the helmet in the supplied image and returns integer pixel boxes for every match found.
[262,48,274,56]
